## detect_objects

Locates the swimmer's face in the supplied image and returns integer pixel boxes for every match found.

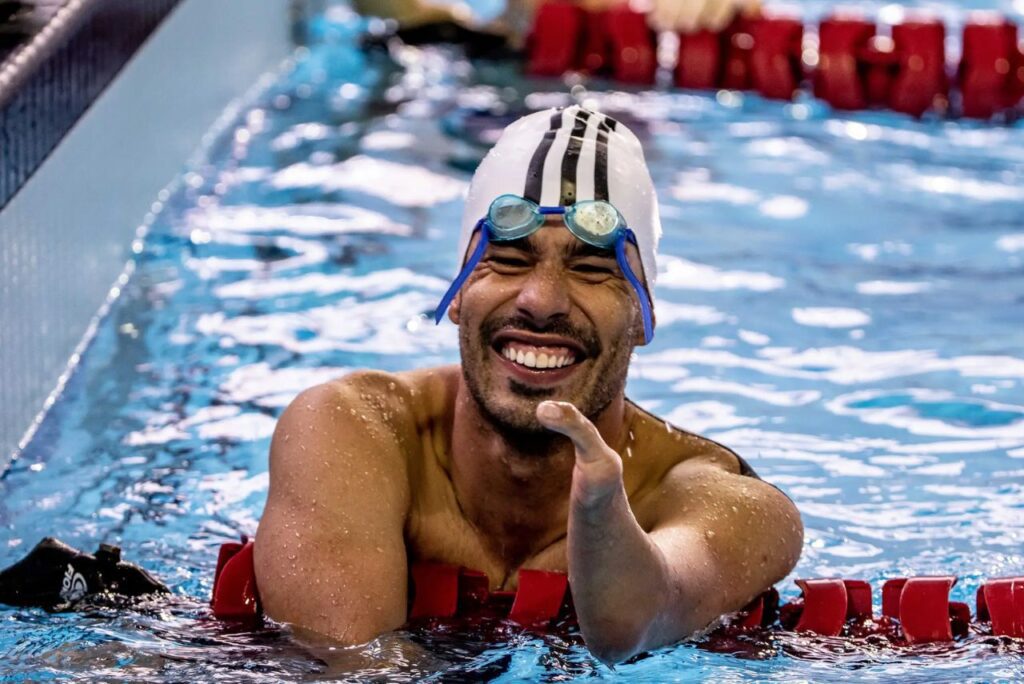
[449,218,650,434]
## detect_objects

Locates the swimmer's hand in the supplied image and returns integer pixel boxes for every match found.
[535,400,623,511]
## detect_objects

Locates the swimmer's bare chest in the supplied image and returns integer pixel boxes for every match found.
[402,403,565,588]
[388,366,722,592]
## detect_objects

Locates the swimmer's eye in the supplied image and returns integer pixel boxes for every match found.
[571,262,617,276]
[487,254,531,269]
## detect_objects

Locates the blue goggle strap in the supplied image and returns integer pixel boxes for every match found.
[434,219,489,324]
[616,230,655,344]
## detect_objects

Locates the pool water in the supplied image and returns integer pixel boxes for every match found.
[2,3,1024,682]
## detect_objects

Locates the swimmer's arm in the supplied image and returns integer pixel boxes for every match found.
[537,402,802,665]
[254,374,412,645]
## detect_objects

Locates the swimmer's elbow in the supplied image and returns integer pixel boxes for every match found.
[776,492,804,576]
[579,614,654,666]
[585,637,641,667]
[289,616,399,648]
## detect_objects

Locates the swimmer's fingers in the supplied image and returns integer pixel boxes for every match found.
[537,401,623,506]
[536,401,608,464]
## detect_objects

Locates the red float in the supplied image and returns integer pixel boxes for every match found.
[676,30,724,90]
[960,16,1022,118]
[604,4,658,84]
[889,19,947,116]
[978,577,1024,638]
[722,21,755,90]
[210,537,260,621]
[749,16,804,99]
[526,0,586,76]
[580,9,614,74]
[815,16,877,109]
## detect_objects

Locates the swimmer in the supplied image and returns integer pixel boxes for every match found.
[253,106,803,663]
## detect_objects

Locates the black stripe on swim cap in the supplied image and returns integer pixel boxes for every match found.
[559,108,591,206]
[524,109,564,204]
[594,115,611,202]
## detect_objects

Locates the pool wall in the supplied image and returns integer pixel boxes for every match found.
[0,0,293,471]
[0,0,182,209]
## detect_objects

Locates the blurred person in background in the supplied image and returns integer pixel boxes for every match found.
[354,0,760,48]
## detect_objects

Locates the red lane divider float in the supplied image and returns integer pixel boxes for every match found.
[737,575,1024,643]
[212,538,1024,646]
[526,2,1024,119]
[528,0,657,83]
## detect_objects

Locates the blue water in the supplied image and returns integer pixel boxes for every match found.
[2,3,1024,681]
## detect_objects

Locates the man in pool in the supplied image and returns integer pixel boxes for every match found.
[253,105,803,663]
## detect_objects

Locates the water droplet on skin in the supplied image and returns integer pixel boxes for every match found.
[705,529,716,539]
[388,382,396,390]
[284,434,290,442]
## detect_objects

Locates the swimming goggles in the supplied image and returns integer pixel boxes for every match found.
[434,194,654,343]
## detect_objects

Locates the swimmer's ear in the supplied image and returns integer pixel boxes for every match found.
[630,301,654,346]
[448,292,462,325]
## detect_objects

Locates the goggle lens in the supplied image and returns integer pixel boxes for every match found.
[488,195,542,238]
[565,201,621,246]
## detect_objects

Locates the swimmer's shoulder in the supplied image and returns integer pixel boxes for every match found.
[625,399,758,481]
[308,365,459,443]
[277,365,456,478]
[306,365,457,433]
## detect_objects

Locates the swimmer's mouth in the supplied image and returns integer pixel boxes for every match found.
[490,332,586,371]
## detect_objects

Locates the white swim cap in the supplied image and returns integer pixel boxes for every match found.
[456,105,662,303]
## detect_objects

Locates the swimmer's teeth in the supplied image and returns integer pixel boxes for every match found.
[501,344,575,369]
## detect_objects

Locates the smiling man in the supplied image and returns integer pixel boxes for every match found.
[254,105,802,663]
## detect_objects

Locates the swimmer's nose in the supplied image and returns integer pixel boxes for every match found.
[514,263,572,329]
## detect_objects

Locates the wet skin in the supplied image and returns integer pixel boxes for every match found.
[254,219,803,663]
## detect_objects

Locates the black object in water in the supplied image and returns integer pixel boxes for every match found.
[362,20,517,60]
[0,537,168,609]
